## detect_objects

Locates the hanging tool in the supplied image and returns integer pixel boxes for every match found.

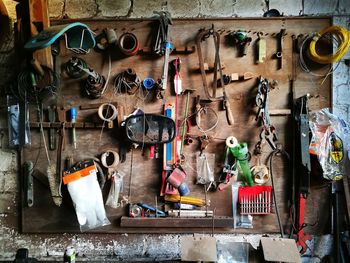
[56,103,66,193]
[47,105,56,150]
[331,180,343,263]
[153,11,173,92]
[69,107,77,149]
[163,103,177,170]
[23,161,34,207]
[180,89,195,156]
[196,25,224,101]
[197,25,233,125]
[293,94,312,254]
[173,57,182,95]
[223,87,234,125]
[218,146,238,191]
[275,29,286,69]
[255,77,278,153]
[230,30,252,56]
[257,32,266,64]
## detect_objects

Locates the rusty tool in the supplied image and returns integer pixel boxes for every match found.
[56,104,66,195]
[196,25,224,101]
[47,105,56,150]
[223,88,234,125]
[180,89,195,155]
[275,29,286,69]
[57,104,66,151]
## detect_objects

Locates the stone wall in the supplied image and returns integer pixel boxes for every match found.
[0,0,349,261]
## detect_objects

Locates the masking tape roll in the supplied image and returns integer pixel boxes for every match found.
[101,150,120,169]
[226,136,238,148]
[98,103,118,122]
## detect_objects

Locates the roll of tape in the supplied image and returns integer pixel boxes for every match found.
[143,78,155,90]
[101,150,120,169]
[119,32,139,56]
[226,136,238,148]
[178,183,190,196]
[98,103,118,122]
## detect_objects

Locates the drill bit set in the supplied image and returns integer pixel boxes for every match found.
[238,186,272,215]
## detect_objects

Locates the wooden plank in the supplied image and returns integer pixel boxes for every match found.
[21,17,332,234]
[120,216,233,228]
[29,0,53,69]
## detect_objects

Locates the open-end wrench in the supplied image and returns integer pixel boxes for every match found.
[260,127,276,150]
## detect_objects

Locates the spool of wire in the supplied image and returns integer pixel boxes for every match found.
[85,70,106,99]
[114,68,141,95]
[299,34,340,78]
[65,57,88,79]
[15,66,58,103]
[308,25,350,64]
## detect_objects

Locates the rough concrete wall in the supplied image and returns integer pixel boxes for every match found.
[47,0,350,19]
[0,0,349,261]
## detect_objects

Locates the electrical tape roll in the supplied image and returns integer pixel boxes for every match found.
[178,183,190,196]
[98,103,118,122]
[226,136,238,148]
[119,33,139,56]
[143,78,155,90]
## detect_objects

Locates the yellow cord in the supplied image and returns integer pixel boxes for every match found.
[308,25,350,64]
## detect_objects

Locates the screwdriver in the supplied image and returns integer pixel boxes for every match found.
[70,107,77,149]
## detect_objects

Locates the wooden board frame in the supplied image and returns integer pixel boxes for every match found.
[20,17,332,234]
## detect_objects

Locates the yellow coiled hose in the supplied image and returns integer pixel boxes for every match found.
[308,25,350,64]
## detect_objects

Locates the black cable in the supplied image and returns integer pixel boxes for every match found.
[268,146,290,238]
[16,67,58,103]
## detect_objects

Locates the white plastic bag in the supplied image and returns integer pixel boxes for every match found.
[105,171,124,208]
[65,162,110,231]
[309,108,350,181]
[196,152,215,185]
